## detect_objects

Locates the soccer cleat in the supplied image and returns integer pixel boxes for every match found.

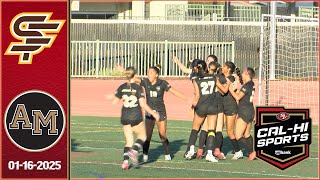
[128,149,139,166]
[165,154,172,161]
[248,151,257,161]
[232,150,244,160]
[196,148,204,159]
[184,149,195,160]
[205,153,219,162]
[214,148,226,160]
[121,160,129,170]
[143,154,148,163]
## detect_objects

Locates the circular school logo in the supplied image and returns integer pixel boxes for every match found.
[4,90,65,152]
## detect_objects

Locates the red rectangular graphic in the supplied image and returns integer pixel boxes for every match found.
[1,0,68,178]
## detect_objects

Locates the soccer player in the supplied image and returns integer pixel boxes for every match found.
[115,64,188,161]
[208,61,227,160]
[184,60,228,162]
[229,67,256,160]
[138,65,188,162]
[105,67,160,170]
[221,61,243,160]
[172,56,209,159]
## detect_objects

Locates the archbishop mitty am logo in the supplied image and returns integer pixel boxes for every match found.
[4,91,65,152]
[5,12,65,64]
[255,107,311,170]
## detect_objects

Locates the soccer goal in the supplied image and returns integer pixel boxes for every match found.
[258,14,319,122]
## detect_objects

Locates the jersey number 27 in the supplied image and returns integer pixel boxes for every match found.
[200,81,215,95]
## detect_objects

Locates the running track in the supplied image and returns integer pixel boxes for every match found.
[71,79,319,125]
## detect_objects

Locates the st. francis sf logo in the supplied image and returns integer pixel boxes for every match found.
[255,107,311,170]
[5,12,65,64]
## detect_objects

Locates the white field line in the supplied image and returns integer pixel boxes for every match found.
[71,123,319,135]
[72,146,319,160]
[72,161,315,178]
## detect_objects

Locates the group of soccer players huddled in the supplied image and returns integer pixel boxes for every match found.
[106,55,256,170]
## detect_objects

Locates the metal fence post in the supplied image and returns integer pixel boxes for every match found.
[231,41,235,62]
[164,40,168,77]
[95,40,100,78]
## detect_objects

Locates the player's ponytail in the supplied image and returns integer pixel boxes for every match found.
[197,60,207,78]
[235,67,243,85]
[124,66,136,80]
[124,66,136,90]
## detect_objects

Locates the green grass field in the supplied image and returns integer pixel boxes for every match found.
[71,116,319,178]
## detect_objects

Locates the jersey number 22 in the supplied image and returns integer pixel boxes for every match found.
[122,95,138,108]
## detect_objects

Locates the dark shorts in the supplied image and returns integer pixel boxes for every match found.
[223,100,238,116]
[121,119,143,127]
[216,99,224,113]
[215,92,224,113]
[238,106,255,123]
[146,110,167,121]
[195,102,218,118]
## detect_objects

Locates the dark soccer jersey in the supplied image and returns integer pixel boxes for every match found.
[190,69,197,80]
[239,80,255,108]
[194,75,217,105]
[223,75,237,103]
[215,74,226,97]
[115,83,145,121]
[140,78,171,112]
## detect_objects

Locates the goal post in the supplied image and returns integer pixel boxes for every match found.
[258,14,319,122]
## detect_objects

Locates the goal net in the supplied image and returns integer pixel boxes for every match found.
[258,15,319,123]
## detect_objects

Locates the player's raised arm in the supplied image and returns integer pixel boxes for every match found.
[172,55,192,74]
[168,88,188,101]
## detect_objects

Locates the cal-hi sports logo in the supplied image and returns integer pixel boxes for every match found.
[4,91,65,152]
[255,107,312,170]
[5,12,65,64]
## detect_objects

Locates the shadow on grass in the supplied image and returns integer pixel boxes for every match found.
[143,139,187,164]
[71,139,92,153]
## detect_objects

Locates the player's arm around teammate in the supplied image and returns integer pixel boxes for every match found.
[105,67,159,170]
[229,67,256,161]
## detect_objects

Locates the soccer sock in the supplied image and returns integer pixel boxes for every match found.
[143,140,151,155]
[132,139,144,152]
[187,129,198,151]
[230,138,241,152]
[245,135,254,153]
[206,130,215,152]
[198,130,207,149]
[123,146,130,161]
[214,131,223,150]
[238,137,252,153]
[162,139,170,155]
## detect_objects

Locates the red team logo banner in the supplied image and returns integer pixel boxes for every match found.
[1,0,68,179]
